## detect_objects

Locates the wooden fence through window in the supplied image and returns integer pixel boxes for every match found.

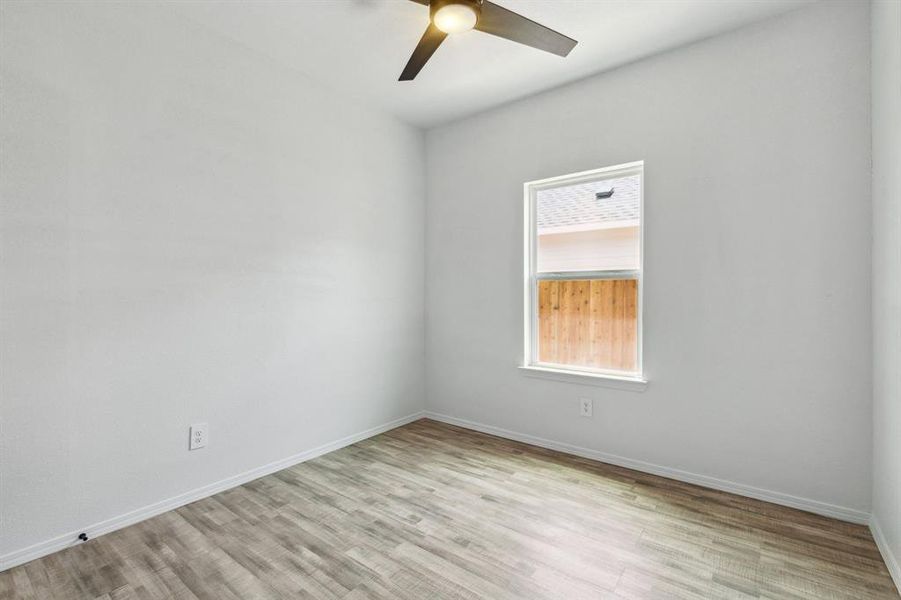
[537,279,638,372]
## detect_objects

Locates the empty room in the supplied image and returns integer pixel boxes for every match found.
[1,0,899,598]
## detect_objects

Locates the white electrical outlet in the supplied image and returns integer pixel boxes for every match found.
[189,423,209,450]
[579,398,593,418]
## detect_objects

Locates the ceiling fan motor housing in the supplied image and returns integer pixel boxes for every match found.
[430,0,483,22]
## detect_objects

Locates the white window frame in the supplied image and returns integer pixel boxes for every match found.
[521,161,647,389]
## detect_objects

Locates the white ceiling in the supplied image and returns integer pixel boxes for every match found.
[171,0,814,128]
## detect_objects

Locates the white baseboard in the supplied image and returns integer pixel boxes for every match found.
[424,411,871,525]
[0,411,425,572]
[870,515,901,595]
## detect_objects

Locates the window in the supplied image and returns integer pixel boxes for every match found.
[523,161,644,382]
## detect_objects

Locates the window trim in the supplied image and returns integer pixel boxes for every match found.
[522,161,645,384]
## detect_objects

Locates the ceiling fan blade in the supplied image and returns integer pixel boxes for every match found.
[475,1,577,57]
[407,0,429,4]
[399,23,448,81]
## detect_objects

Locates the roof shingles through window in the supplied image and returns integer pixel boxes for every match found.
[537,174,640,233]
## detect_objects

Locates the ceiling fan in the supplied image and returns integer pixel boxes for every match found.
[399,0,577,81]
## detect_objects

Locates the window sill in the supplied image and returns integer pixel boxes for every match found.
[519,365,648,392]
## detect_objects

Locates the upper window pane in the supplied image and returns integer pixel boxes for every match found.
[536,173,641,273]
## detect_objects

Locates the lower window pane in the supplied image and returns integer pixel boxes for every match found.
[537,278,638,372]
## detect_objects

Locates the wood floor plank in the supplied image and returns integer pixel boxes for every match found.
[1,419,897,599]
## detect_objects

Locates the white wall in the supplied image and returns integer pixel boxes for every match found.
[0,1,425,560]
[871,0,901,586]
[425,1,872,517]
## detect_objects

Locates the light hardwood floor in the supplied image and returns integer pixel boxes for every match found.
[1,419,897,599]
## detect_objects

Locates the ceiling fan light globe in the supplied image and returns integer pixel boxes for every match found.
[433,4,478,34]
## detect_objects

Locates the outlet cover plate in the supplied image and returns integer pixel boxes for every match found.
[579,398,593,418]
[189,423,208,450]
